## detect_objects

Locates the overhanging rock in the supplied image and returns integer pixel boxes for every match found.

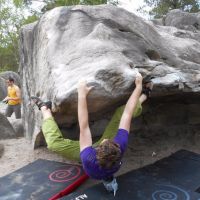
[19,6,200,147]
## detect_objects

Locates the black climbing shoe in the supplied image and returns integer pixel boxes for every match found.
[30,96,52,110]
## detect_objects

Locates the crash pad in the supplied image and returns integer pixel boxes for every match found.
[0,159,88,200]
[62,150,200,200]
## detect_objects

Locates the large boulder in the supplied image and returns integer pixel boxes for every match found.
[19,6,200,145]
[7,118,24,137]
[0,77,7,100]
[0,144,4,158]
[0,113,16,139]
[165,9,200,31]
[163,9,200,42]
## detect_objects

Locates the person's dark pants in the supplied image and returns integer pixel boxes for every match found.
[5,104,21,119]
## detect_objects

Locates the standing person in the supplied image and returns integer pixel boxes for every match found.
[77,73,145,196]
[3,77,21,119]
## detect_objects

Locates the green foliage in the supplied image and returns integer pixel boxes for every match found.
[42,0,80,12]
[42,0,117,12]
[82,0,107,5]
[13,0,24,7]
[0,45,17,72]
[142,0,200,18]
[23,15,39,25]
[0,0,38,72]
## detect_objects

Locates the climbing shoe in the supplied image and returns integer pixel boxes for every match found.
[30,96,52,110]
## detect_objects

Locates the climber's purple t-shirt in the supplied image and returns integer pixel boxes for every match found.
[80,129,129,180]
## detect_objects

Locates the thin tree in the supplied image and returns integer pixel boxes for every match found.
[139,0,200,18]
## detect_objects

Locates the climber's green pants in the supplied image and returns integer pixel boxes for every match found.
[42,102,142,162]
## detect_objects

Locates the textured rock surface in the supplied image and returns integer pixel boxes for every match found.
[165,9,200,31]
[0,77,7,101]
[131,94,200,138]
[0,144,4,158]
[19,6,200,145]
[0,113,16,139]
[7,118,24,137]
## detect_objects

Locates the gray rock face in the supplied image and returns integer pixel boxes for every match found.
[151,18,164,26]
[19,6,200,145]
[130,95,200,146]
[0,113,16,139]
[165,9,200,31]
[7,118,24,137]
[0,144,4,158]
[0,77,7,100]
[164,9,200,42]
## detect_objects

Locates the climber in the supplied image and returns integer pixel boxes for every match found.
[31,73,153,196]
